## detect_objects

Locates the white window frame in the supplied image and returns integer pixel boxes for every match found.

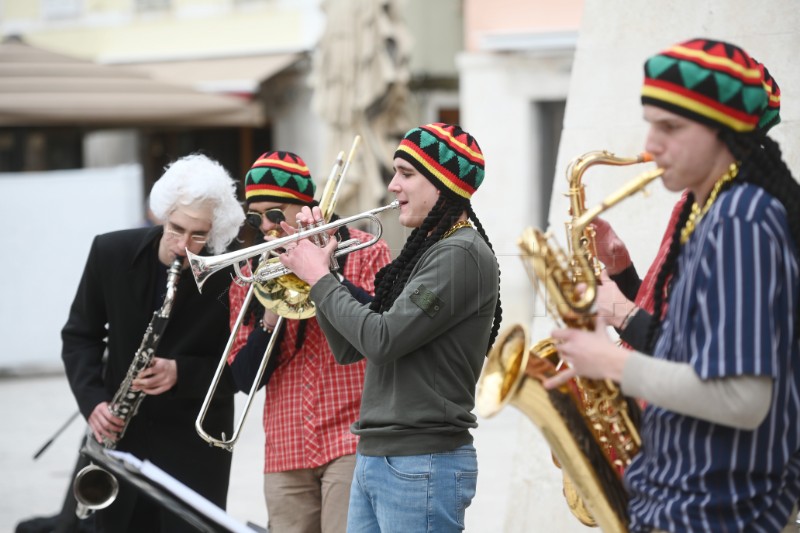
[40,0,82,19]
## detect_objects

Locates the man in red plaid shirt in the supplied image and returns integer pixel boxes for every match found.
[226,151,391,533]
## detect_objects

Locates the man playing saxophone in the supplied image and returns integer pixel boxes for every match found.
[226,150,391,533]
[61,154,244,533]
[546,39,800,532]
[592,62,781,354]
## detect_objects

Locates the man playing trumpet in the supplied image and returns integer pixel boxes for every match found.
[279,124,502,532]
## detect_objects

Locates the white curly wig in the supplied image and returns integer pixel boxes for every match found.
[149,154,244,254]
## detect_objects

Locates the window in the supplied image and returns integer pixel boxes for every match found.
[0,128,84,173]
[135,0,171,12]
[536,100,566,227]
[41,0,82,19]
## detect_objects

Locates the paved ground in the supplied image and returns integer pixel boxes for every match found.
[0,371,521,532]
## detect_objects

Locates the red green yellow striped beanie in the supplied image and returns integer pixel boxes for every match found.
[394,123,485,200]
[244,151,315,206]
[642,38,776,133]
[756,61,781,132]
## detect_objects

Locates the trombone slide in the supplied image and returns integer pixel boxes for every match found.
[195,259,284,451]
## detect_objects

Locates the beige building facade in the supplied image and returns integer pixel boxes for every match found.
[0,0,464,204]
[5,0,799,529]
[461,1,800,531]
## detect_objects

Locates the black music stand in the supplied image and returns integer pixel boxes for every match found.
[81,439,254,533]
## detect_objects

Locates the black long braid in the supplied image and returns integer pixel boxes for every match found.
[645,130,800,351]
[467,204,503,350]
[644,197,693,352]
[370,194,503,351]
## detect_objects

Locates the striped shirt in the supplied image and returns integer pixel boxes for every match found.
[228,228,392,473]
[625,183,800,533]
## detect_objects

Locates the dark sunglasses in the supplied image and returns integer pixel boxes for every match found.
[245,208,286,229]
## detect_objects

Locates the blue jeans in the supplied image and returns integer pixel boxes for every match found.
[346,444,478,533]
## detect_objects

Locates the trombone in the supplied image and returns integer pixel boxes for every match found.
[192,201,397,449]
[194,137,398,450]
[195,249,279,451]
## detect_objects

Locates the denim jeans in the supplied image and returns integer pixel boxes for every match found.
[346,444,478,533]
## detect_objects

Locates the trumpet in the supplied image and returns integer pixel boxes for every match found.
[187,201,398,294]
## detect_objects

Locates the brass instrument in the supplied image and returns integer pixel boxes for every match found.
[187,202,397,295]
[73,257,183,518]
[476,151,662,532]
[254,136,359,319]
[195,137,398,450]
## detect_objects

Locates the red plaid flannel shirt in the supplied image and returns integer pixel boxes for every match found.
[228,227,391,473]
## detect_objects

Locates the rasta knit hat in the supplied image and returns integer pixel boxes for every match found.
[244,151,316,206]
[642,38,776,133]
[756,61,781,132]
[394,123,485,200]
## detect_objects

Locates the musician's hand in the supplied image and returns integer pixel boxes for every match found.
[543,316,630,390]
[278,205,338,286]
[261,309,279,331]
[285,206,337,237]
[596,271,637,329]
[88,401,125,444]
[592,217,632,275]
[131,357,177,395]
[280,238,337,286]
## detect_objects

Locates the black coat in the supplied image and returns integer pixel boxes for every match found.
[62,226,236,530]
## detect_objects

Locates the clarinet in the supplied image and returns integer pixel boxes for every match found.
[74,257,183,518]
[103,256,183,446]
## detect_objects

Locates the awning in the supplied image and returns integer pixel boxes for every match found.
[127,53,303,95]
[0,36,264,128]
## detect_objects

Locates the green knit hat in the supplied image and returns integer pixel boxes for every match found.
[394,123,485,200]
[244,151,315,206]
[642,38,776,133]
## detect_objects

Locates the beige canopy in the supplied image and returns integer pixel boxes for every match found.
[0,36,263,127]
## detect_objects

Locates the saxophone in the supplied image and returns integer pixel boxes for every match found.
[73,257,183,518]
[476,151,663,532]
